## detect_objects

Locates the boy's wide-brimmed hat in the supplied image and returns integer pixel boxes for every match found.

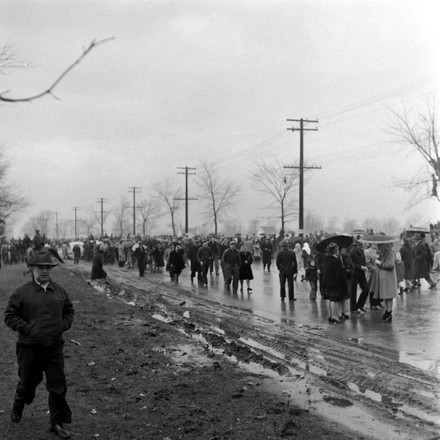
[28,250,59,267]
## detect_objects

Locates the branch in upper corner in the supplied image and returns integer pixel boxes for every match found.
[0,37,114,103]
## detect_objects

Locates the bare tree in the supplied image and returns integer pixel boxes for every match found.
[342,218,360,234]
[24,210,54,237]
[137,198,158,237]
[0,38,113,103]
[304,211,325,234]
[0,39,111,234]
[154,179,181,236]
[57,218,74,240]
[252,161,298,234]
[0,146,28,225]
[112,198,130,238]
[80,215,99,239]
[197,162,240,236]
[0,43,23,73]
[389,97,440,206]
[326,216,339,234]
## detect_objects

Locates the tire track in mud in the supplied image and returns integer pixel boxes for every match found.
[182,294,440,425]
[82,264,440,436]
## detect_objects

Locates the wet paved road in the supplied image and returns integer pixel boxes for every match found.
[99,259,440,375]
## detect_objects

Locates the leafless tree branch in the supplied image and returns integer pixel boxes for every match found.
[0,37,114,103]
[388,96,440,205]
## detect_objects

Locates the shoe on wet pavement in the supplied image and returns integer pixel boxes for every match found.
[50,424,71,439]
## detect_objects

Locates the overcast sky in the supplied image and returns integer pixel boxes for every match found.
[1,0,439,237]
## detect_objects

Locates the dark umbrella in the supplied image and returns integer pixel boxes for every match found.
[315,234,353,253]
[350,229,366,236]
[360,234,399,244]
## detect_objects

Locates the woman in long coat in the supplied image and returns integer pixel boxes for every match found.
[374,243,397,321]
[239,246,254,292]
[321,242,347,324]
[168,243,186,283]
[91,248,107,281]
[412,233,437,288]
[294,243,304,281]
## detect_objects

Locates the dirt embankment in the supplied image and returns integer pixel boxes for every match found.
[1,262,439,440]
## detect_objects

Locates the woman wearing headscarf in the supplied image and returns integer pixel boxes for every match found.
[301,242,312,281]
[374,243,397,321]
[294,242,304,281]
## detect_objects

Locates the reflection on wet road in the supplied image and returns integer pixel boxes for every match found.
[163,260,440,374]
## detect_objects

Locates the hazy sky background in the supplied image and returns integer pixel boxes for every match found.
[1,0,439,237]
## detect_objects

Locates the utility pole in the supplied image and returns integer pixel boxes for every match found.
[286,118,320,236]
[97,198,108,239]
[128,187,141,237]
[176,166,197,234]
[73,206,79,239]
[55,212,59,241]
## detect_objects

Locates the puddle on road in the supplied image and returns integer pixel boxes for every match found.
[151,313,173,324]
[348,382,400,407]
[149,309,439,437]
[348,382,440,426]
[240,336,328,376]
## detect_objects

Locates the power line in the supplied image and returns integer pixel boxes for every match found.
[128,187,141,236]
[176,167,197,233]
[97,198,108,239]
[72,206,79,239]
[210,77,438,168]
[286,118,320,236]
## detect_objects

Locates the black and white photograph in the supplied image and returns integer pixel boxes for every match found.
[1,1,439,439]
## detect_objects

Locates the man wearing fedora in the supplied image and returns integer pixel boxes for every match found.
[4,249,74,439]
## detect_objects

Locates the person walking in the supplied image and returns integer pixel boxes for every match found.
[208,236,221,276]
[222,240,241,293]
[261,237,273,271]
[132,240,147,277]
[395,252,405,295]
[197,241,214,286]
[374,243,398,321]
[348,240,369,314]
[239,245,254,292]
[4,249,74,439]
[301,243,312,281]
[364,244,381,310]
[305,259,318,300]
[412,233,437,289]
[187,240,201,283]
[339,247,353,320]
[294,242,304,281]
[168,242,186,283]
[117,240,126,268]
[399,238,413,292]
[321,242,347,324]
[91,247,107,282]
[275,241,298,301]
[72,244,81,265]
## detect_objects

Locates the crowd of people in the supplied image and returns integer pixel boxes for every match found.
[80,228,439,324]
[2,227,440,325]
[2,225,438,439]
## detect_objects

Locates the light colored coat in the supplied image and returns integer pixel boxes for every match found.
[374,246,397,300]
